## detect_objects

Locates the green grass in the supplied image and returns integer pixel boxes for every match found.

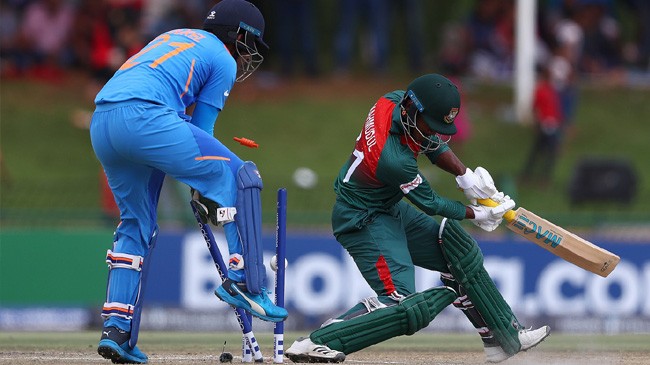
[1,75,649,229]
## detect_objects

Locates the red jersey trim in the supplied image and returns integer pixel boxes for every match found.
[355,97,396,184]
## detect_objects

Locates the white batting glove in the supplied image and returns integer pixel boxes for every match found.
[456,167,498,202]
[490,191,515,206]
[469,197,516,232]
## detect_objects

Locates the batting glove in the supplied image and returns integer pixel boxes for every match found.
[456,167,499,203]
[469,196,516,232]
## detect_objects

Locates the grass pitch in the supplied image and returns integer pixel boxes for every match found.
[1,331,649,364]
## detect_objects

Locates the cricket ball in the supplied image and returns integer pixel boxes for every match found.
[270,255,288,272]
[292,167,318,189]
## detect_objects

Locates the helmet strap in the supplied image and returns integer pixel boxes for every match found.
[399,93,449,154]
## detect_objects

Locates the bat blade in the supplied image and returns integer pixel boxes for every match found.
[505,207,620,277]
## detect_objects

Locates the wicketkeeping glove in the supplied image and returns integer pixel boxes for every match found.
[456,167,498,202]
[190,188,221,226]
[469,194,516,232]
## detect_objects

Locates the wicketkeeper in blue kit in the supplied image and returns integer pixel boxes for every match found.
[89,1,287,363]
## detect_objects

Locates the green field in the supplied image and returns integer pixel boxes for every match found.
[1,74,649,229]
[1,331,649,364]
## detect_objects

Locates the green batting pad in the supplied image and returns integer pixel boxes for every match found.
[440,219,522,354]
[310,287,456,354]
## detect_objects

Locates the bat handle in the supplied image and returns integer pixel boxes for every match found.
[477,198,516,222]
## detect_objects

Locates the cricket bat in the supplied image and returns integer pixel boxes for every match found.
[478,199,620,277]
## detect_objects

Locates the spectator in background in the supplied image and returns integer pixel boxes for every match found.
[273,0,319,77]
[393,0,425,74]
[0,0,21,77]
[549,12,583,143]
[142,0,205,41]
[439,22,471,77]
[520,65,564,188]
[463,0,515,80]
[333,0,390,76]
[100,171,120,225]
[574,0,623,74]
[619,0,650,71]
[70,0,144,129]
[12,0,76,81]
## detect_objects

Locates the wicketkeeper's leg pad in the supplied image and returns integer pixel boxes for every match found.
[235,161,265,294]
[310,287,456,354]
[438,218,522,354]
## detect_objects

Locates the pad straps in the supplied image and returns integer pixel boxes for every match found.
[441,272,498,347]
[101,301,135,320]
[106,250,143,271]
[311,287,456,354]
[438,218,523,354]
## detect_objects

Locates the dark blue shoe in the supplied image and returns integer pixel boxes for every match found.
[97,326,148,364]
[215,279,288,322]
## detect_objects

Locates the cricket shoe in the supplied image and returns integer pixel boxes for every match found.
[518,325,551,351]
[215,278,288,322]
[484,325,551,363]
[97,326,148,364]
[285,337,346,363]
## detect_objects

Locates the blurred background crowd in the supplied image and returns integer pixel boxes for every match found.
[2,0,649,84]
[1,0,649,228]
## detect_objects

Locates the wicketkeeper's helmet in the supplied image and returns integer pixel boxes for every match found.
[203,0,268,82]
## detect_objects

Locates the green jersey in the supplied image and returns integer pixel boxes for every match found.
[332,91,466,235]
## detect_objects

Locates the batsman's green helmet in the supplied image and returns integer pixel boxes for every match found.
[406,74,460,135]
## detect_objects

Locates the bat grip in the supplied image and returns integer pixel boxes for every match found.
[477,198,516,222]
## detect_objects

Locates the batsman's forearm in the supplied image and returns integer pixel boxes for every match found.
[465,206,475,219]
[434,150,467,176]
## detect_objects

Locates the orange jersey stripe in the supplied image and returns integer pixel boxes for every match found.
[195,156,230,161]
[180,58,196,99]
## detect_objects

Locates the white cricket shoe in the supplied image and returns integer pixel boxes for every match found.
[285,337,346,363]
[484,326,550,363]
[518,325,550,351]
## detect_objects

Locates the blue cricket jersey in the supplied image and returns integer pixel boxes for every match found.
[95,29,236,114]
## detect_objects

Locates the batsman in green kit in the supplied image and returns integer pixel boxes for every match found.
[285,74,550,363]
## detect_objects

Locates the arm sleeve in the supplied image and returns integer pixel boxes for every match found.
[378,156,466,220]
[405,180,467,220]
[190,101,220,136]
